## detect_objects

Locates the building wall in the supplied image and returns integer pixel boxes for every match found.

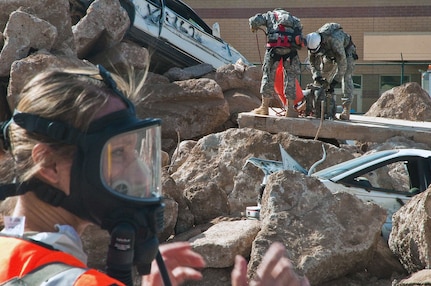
[364,32,431,61]
[182,0,431,112]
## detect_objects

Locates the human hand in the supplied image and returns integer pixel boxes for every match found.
[231,242,310,286]
[250,26,258,33]
[142,242,206,286]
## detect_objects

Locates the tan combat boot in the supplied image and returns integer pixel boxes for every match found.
[285,99,298,118]
[339,103,351,120]
[251,96,271,115]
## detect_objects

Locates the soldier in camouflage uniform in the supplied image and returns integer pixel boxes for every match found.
[249,8,305,117]
[306,23,358,120]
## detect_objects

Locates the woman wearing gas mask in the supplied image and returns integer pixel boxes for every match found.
[0,65,205,285]
[0,65,308,286]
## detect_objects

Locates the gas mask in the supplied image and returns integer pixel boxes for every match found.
[1,65,168,285]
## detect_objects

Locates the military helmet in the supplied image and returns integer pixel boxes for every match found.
[306,32,321,52]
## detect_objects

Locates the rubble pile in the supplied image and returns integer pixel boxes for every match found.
[0,1,431,285]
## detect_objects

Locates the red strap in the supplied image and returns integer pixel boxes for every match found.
[274,58,286,106]
[266,41,292,48]
[268,12,292,48]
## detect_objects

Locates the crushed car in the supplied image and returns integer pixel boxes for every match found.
[80,0,251,73]
[245,146,431,240]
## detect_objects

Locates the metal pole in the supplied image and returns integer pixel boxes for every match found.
[400,53,404,84]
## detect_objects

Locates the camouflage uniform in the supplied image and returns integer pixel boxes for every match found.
[308,23,357,106]
[249,9,303,101]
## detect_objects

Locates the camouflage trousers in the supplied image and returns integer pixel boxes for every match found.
[321,55,355,105]
[260,48,301,100]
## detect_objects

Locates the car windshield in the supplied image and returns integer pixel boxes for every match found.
[312,150,398,179]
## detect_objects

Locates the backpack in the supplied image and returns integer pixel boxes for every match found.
[317,22,357,58]
[274,10,301,29]
[268,10,303,49]
[274,10,302,34]
[317,22,343,35]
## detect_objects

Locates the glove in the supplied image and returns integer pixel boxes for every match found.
[328,80,338,93]
[294,35,305,47]
[314,76,325,85]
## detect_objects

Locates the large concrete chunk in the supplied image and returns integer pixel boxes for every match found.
[189,220,261,268]
[0,11,57,76]
[72,0,130,58]
[0,0,75,54]
[389,188,431,273]
[249,170,387,285]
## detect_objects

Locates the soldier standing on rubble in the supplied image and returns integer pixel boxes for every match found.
[306,23,358,120]
[249,8,305,118]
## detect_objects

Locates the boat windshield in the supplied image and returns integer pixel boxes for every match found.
[312,150,398,179]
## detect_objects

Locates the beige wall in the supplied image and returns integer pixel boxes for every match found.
[364,33,431,61]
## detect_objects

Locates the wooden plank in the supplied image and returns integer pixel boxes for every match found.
[237,111,431,146]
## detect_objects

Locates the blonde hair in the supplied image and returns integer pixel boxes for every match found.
[3,65,145,183]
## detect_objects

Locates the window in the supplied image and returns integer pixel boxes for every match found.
[332,75,362,89]
[380,75,410,94]
[365,162,409,193]
[352,75,362,89]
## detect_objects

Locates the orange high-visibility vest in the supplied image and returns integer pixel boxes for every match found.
[0,235,124,286]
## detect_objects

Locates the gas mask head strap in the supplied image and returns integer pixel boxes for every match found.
[12,110,82,145]
[97,64,135,114]
[0,119,12,151]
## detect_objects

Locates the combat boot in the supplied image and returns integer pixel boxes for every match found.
[285,99,298,118]
[251,96,271,115]
[339,103,351,120]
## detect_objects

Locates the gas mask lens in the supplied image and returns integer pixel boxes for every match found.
[101,124,161,200]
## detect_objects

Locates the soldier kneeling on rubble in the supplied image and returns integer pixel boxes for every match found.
[305,23,358,120]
